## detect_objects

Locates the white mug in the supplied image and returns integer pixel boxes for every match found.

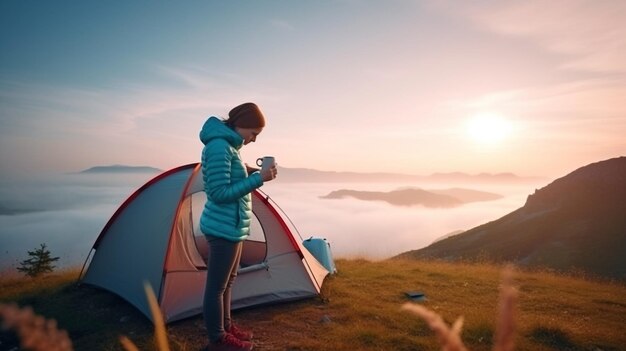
[256,156,276,171]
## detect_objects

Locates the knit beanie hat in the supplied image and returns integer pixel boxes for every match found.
[227,102,266,128]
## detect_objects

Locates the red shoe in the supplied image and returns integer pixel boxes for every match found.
[227,324,253,341]
[207,333,253,351]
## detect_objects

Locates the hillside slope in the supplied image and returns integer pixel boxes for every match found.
[397,156,626,280]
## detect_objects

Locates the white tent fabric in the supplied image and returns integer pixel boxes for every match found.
[81,163,329,323]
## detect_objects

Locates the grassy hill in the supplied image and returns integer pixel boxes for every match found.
[2,259,625,350]
[398,157,626,281]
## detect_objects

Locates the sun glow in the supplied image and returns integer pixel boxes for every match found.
[466,113,513,144]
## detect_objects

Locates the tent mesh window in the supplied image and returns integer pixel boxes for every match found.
[190,191,268,268]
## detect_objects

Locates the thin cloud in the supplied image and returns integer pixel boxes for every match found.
[425,0,626,161]
[453,77,626,120]
[1,65,278,138]
[0,66,292,176]
[441,74,626,157]
[455,0,626,73]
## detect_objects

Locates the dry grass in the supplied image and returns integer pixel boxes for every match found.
[0,269,81,301]
[2,259,626,350]
[1,282,172,351]
[401,303,468,351]
[401,265,517,351]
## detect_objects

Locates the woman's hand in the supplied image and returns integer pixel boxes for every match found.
[260,165,278,182]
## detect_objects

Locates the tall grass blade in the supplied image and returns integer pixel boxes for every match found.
[0,302,74,351]
[492,265,517,351]
[401,303,468,351]
[143,282,171,351]
[120,335,141,351]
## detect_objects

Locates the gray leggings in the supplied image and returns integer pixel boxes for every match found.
[203,235,243,342]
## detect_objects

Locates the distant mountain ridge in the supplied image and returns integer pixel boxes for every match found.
[78,164,541,182]
[320,188,502,208]
[396,156,626,281]
[79,165,162,174]
[277,167,544,183]
[0,205,43,216]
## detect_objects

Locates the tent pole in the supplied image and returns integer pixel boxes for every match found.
[77,248,95,283]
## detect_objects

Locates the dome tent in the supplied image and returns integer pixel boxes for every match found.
[80,163,330,323]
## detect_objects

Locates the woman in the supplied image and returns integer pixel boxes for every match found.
[199,102,277,351]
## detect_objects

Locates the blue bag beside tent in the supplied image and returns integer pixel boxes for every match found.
[303,237,337,274]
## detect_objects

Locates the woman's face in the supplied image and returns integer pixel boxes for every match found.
[236,127,264,145]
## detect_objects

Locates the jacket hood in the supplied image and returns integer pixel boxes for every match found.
[199,117,244,148]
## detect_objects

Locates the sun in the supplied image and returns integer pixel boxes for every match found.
[466,112,513,144]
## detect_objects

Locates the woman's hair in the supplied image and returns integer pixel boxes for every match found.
[225,102,266,128]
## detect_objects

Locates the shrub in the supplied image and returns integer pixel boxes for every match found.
[17,244,60,278]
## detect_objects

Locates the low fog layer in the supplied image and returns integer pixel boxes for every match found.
[320,187,503,208]
[263,181,541,259]
[0,173,547,272]
[0,173,155,270]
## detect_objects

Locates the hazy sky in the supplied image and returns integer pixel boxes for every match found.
[1,0,625,180]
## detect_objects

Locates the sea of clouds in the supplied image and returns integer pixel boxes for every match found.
[0,172,548,274]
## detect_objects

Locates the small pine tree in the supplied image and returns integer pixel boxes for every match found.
[17,243,60,277]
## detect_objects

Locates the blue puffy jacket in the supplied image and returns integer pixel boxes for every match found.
[199,117,264,241]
